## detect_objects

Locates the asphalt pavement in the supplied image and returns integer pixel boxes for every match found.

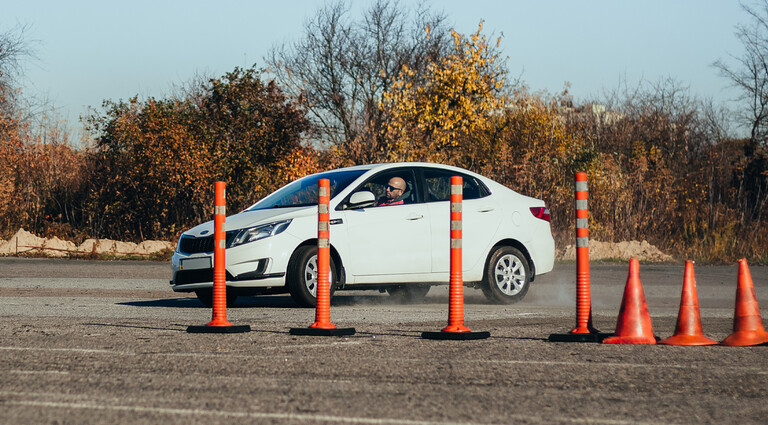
[1,257,767,424]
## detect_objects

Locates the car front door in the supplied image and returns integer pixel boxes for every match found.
[340,169,431,279]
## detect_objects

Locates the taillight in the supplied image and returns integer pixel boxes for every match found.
[530,207,550,222]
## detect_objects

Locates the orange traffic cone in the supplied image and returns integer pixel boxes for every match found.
[720,259,768,347]
[659,261,717,346]
[603,258,657,344]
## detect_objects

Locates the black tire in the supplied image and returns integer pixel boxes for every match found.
[481,246,531,304]
[386,285,431,304]
[194,288,238,308]
[286,245,337,308]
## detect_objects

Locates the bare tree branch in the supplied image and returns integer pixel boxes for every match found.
[0,24,34,86]
[713,1,768,147]
[265,0,451,162]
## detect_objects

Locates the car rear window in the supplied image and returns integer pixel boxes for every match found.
[423,169,489,202]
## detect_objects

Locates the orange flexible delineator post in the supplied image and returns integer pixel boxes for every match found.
[720,259,768,346]
[549,172,604,342]
[290,179,355,337]
[659,261,717,346]
[423,176,489,340]
[602,258,657,344]
[188,181,250,333]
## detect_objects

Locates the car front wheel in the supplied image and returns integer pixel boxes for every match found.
[287,245,337,308]
[481,246,530,304]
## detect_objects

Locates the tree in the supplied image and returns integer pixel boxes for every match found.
[198,68,312,210]
[0,24,32,99]
[86,68,312,240]
[713,1,768,222]
[0,23,30,152]
[382,23,507,163]
[714,1,768,147]
[560,78,764,260]
[0,24,86,239]
[266,0,452,163]
[0,24,34,148]
[86,97,209,240]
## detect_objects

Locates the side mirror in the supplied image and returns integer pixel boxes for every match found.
[345,191,376,209]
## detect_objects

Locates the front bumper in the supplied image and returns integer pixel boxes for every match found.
[171,257,286,292]
[170,232,301,292]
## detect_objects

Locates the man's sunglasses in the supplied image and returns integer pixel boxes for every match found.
[385,184,403,191]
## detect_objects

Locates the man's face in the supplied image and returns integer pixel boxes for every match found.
[385,177,405,200]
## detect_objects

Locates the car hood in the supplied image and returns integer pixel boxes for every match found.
[183,206,315,237]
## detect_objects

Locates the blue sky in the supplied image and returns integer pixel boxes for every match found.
[3,1,751,137]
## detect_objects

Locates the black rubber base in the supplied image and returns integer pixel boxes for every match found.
[421,330,491,340]
[187,324,251,333]
[289,327,356,336]
[548,332,611,343]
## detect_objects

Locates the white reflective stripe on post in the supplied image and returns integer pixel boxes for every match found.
[451,220,462,231]
[576,237,589,248]
[318,239,329,248]
[575,181,588,192]
[318,204,328,214]
[450,239,462,249]
[318,221,329,231]
[319,186,328,197]
[214,206,226,215]
[575,199,588,211]
[451,203,462,212]
[576,218,588,229]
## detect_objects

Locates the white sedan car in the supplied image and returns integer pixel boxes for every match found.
[171,162,555,307]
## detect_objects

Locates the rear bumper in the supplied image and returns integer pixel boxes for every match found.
[527,234,555,278]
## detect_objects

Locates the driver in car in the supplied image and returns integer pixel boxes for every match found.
[378,177,406,206]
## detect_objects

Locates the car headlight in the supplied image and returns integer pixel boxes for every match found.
[228,220,292,248]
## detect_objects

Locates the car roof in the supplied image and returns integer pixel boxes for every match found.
[334,162,482,177]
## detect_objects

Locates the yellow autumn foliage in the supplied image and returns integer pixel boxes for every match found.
[384,23,506,163]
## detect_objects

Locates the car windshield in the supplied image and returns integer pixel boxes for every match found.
[247,169,368,210]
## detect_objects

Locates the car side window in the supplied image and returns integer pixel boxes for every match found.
[423,169,488,202]
[355,169,418,207]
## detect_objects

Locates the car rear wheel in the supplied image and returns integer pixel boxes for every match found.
[287,245,337,308]
[194,288,238,308]
[386,285,431,304]
[481,246,530,304]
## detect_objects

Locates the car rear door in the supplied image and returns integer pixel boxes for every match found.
[423,168,502,273]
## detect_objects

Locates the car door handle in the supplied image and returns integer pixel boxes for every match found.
[405,213,424,220]
[477,206,495,213]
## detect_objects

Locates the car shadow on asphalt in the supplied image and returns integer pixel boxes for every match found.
[81,322,189,332]
[118,293,493,309]
[118,296,297,309]
[331,293,491,306]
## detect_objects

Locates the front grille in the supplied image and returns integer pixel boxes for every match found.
[179,235,213,254]
[178,232,237,254]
